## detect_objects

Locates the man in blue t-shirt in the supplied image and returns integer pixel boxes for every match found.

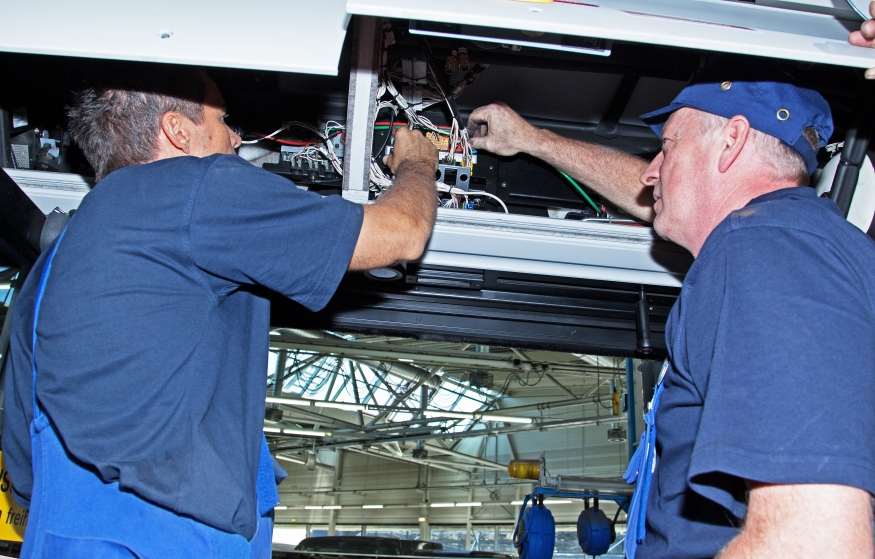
[468,61,875,558]
[2,66,440,557]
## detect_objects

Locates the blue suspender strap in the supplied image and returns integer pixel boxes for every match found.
[623,359,668,559]
[30,226,70,420]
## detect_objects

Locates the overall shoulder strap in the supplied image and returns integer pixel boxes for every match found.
[31,225,71,419]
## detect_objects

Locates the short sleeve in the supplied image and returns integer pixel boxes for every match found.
[189,155,363,311]
[686,226,875,518]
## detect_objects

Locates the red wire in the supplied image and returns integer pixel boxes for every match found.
[373,121,453,131]
[272,139,318,146]
[249,133,319,147]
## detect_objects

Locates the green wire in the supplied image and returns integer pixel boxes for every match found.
[557,169,600,214]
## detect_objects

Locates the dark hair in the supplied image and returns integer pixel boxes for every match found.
[67,65,207,181]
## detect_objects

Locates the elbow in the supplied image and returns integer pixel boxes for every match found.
[401,218,433,261]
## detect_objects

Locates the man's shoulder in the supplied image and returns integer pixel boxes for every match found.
[705,187,872,257]
[102,154,251,184]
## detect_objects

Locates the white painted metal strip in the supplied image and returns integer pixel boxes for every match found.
[0,0,350,75]
[347,0,875,68]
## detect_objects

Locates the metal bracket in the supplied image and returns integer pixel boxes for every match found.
[437,164,471,191]
[342,16,381,200]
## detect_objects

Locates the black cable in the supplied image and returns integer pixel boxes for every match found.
[375,108,395,161]
[612,499,628,524]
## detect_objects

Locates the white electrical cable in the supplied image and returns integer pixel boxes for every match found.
[435,181,509,213]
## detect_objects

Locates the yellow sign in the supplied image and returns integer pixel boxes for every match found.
[0,452,27,542]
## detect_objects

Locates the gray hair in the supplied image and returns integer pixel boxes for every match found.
[695,110,818,186]
[67,66,206,181]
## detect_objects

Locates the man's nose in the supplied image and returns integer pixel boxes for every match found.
[229,127,242,150]
[640,151,663,187]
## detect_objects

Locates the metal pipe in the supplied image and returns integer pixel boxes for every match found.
[275,414,626,453]
[424,443,506,470]
[354,359,442,390]
[346,447,470,475]
[426,457,505,472]
[347,359,365,426]
[272,350,288,400]
[367,373,431,426]
[275,481,531,496]
[275,453,335,471]
[544,373,577,398]
[282,354,323,383]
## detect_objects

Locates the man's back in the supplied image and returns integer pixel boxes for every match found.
[3,154,363,538]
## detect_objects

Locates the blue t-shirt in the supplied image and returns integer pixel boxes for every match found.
[639,187,875,559]
[2,154,363,539]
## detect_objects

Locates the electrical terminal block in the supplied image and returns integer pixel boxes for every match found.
[426,131,450,152]
[277,145,341,182]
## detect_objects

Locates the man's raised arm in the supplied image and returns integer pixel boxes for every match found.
[349,127,440,270]
[467,102,655,222]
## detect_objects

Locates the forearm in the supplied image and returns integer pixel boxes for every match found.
[377,160,438,247]
[527,129,655,222]
[716,483,874,559]
[349,160,437,271]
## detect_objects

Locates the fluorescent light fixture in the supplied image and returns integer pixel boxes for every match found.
[362,505,384,509]
[0,282,12,290]
[262,427,281,433]
[418,517,427,522]
[283,428,330,437]
[265,396,366,412]
[323,505,342,510]
[479,414,532,424]
[511,500,525,506]
[408,21,611,57]
[304,506,322,510]
[546,500,574,504]
[456,502,482,507]
[422,411,532,424]
[430,503,455,508]
[398,359,413,362]
[275,506,288,510]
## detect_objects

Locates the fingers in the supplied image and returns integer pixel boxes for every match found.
[870,0,874,18]
[467,105,493,136]
[385,128,438,175]
[467,103,506,149]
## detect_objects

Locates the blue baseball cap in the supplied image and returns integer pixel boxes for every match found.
[640,60,833,175]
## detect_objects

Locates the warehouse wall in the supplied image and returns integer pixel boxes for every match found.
[276,421,628,528]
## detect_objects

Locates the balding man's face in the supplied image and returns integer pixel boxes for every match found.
[640,109,713,252]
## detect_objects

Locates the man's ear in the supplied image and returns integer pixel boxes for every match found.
[717,115,751,173]
[160,112,192,155]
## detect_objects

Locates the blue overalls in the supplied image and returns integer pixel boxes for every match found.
[623,360,668,559]
[21,227,279,558]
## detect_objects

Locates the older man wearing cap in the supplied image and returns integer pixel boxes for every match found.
[468,62,875,559]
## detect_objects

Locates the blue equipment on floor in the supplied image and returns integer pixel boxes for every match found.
[509,457,631,558]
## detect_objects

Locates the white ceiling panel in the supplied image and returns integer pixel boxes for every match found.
[348,0,875,68]
[0,0,350,75]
